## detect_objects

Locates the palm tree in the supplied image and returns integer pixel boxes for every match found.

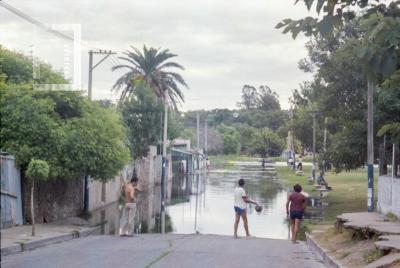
[112,45,188,109]
[112,45,188,234]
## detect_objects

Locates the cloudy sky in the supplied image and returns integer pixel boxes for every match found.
[0,0,315,110]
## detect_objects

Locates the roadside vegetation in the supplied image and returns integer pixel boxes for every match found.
[276,166,379,223]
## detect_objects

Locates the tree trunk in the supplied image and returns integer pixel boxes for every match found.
[31,178,35,236]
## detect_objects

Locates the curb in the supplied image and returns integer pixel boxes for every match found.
[1,226,101,257]
[306,232,346,268]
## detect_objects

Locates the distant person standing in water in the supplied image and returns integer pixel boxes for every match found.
[286,184,306,243]
[234,178,259,238]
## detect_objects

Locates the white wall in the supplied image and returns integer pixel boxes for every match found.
[377,175,400,218]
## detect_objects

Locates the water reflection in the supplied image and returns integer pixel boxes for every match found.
[166,162,290,239]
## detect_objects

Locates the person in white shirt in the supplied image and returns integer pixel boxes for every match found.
[234,178,258,238]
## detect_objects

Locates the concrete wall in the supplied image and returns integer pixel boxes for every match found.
[88,165,134,212]
[377,175,400,217]
[135,146,162,232]
[23,177,84,224]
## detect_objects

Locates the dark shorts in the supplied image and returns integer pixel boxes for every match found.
[290,211,303,220]
[234,206,246,215]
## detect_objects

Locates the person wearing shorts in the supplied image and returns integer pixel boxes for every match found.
[286,184,306,243]
[233,178,258,238]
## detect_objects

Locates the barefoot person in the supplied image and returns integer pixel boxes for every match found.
[120,176,142,237]
[286,184,306,243]
[234,178,258,238]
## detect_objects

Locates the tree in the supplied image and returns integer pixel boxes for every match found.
[120,85,163,159]
[238,85,258,110]
[0,45,67,86]
[112,45,188,108]
[217,124,240,155]
[257,85,281,112]
[113,45,187,233]
[249,128,285,157]
[26,159,49,236]
[0,89,129,181]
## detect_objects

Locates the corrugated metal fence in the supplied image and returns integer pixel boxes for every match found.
[1,155,23,228]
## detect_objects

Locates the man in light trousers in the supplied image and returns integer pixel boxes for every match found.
[120,176,141,237]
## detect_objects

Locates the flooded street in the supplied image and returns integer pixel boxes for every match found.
[167,162,290,239]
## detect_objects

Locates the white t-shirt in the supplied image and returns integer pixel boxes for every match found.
[234,187,247,209]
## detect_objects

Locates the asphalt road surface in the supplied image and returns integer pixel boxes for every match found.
[2,234,326,268]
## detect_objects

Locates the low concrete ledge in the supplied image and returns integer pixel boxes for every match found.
[306,232,345,268]
[363,253,400,268]
[1,244,22,256]
[22,233,74,251]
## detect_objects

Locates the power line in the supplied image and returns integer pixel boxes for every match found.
[0,0,74,42]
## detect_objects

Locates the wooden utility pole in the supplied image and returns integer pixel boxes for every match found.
[84,49,116,213]
[87,50,116,100]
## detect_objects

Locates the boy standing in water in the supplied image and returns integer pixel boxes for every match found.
[234,178,258,238]
[286,184,306,243]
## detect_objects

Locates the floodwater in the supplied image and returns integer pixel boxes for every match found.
[166,162,291,239]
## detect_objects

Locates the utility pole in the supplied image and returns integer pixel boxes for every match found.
[312,112,317,182]
[367,80,375,212]
[88,50,116,100]
[323,117,328,174]
[290,107,295,171]
[197,113,200,149]
[204,118,208,155]
[84,49,116,213]
[161,89,168,234]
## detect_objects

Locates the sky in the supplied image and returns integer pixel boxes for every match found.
[0,0,315,111]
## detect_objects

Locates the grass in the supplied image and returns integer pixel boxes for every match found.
[276,165,379,223]
[269,155,314,162]
[363,249,385,264]
[209,154,260,162]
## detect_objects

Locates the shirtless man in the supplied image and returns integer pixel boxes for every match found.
[120,177,141,237]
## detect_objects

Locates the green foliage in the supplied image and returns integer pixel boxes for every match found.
[277,0,400,81]
[120,85,163,159]
[238,85,258,110]
[286,15,400,172]
[0,45,67,85]
[0,89,129,181]
[26,159,49,181]
[112,45,188,109]
[248,128,285,157]
[237,84,281,112]
[217,124,240,154]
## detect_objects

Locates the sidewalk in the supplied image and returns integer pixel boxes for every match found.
[1,218,101,256]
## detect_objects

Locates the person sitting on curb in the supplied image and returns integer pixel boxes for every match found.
[234,178,259,238]
[286,184,307,244]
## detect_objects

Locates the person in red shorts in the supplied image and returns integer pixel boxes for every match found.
[286,184,307,243]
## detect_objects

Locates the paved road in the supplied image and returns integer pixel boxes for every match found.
[2,234,326,268]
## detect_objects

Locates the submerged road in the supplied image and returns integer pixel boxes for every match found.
[2,234,326,268]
